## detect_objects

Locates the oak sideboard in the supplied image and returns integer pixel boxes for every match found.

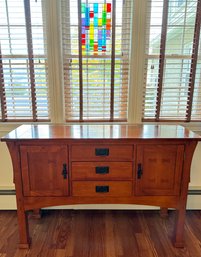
[1,124,201,248]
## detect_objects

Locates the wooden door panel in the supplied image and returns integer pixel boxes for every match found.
[20,145,69,196]
[135,145,184,196]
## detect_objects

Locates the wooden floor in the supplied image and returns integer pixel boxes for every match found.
[0,210,201,257]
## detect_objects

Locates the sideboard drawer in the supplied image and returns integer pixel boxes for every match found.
[71,162,133,180]
[71,145,133,161]
[72,181,132,197]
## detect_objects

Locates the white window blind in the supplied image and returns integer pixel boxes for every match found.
[61,0,132,121]
[0,0,49,121]
[143,0,201,122]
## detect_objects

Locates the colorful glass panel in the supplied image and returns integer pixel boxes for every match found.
[81,2,112,55]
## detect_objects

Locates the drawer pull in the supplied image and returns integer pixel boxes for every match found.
[137,163,143,179]
[95,166,109,174]
[95,148,109,156]
[62,163,68,179]
[95,186,109,193]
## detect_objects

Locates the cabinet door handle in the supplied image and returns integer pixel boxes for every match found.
[62,163,67,179]
[95,148,109,156]
[95,186,109,193]
[96,166,109,174]
[137,163,143,179]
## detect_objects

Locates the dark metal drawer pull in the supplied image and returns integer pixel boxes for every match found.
[95,186,109,193]
[95,148,109,156]
[62,163,67,179]
[137,163,143,179]
[96,166,109,174]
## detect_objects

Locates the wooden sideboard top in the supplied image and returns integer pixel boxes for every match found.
[1,124,201,141]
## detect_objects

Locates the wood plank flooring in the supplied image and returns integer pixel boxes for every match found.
[0,210,201,257]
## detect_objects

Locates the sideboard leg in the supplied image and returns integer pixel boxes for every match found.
[160,208,168,218]
[17,209,31,249]
[173,141,197,248]
[173,209,185,248]
[31,209,42,219]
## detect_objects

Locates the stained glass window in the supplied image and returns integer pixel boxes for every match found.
[81,2,112,55]
[62,0,132,121]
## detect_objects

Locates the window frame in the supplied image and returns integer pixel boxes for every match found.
[0,0,50,122]
[61,0,132,122]
[142,0,201,122]
[0,0,201,126]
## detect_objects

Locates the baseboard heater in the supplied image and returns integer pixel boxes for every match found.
[0,189,201,196]
[0,190,16,195]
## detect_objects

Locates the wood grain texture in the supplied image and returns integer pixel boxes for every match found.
[20,145,69,197]
[71,144,133,161]
[1,210,201,257]
[135,144,184,196]
[71,161,133,180]
[1,124,200,141]
[72,181,133,197]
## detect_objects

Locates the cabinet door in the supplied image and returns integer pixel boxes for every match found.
[135,145,184,196]
[20,145,69,196]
